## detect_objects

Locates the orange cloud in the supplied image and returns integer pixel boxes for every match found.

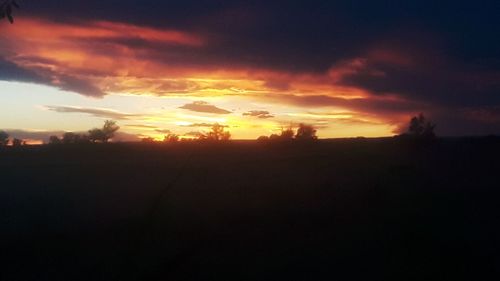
[0,17,424,138]
[5,17,203,47]
[1,17,378,100]
[179,101,231,114]
[243,110,274,119]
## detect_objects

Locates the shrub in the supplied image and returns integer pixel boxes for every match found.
[0,130,9,146]
[295,124,318,141]
[407,113,436,139]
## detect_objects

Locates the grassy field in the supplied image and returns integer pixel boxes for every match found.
[1,138,500,280]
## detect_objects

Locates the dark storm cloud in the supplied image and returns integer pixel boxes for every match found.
[4,1,500,135]
[179,101,231,114]
[0,57,105,97]
[393,107,500,137]
[336,42,500,107]
[0,58,45,83]
[22,1,500,71]
[17,1,499,96]
[53,74,106,97]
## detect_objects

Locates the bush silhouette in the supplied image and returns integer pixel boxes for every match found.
[62,132,77,144]
[266,127,294,141]
[281,128,295,140]
[49,135,61,145]
[269,134,280,141]
[59,133,90,144]
[295,124,318,141]
[258,125,320,142]
[407,113,436,139]
[257,136,269,142]
[12,138,24,147]
[221,131,231,141]
[164,134,180,143]
[88,129,105,143]
[0,130,9,146]
[141,137,155,143]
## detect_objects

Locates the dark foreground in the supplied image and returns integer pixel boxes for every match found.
[1,138,500,280]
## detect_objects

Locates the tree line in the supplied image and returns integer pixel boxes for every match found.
[0,131,25,147]
[257,123,318,142]
[397,113,436,140]
[142,123,232,143]
[0,114,436,147]
[48,120,120,144]
[0,120,120,146]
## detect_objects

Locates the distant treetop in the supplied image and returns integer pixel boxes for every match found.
[407,113,436,139]
[296,124,318,141]
[89,120,120,143]
[0,130,9,146]
[0,0,19,24]
[258,124,318,142]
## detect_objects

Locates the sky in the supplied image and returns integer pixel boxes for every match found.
[1,1,500,142]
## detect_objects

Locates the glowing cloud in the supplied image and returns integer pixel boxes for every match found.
[179,101,232,114]
[243,111,275,119]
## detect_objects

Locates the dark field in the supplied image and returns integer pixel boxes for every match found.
[1,138,500,280]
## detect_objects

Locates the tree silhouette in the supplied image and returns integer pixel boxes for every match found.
[0,130,9,146]
[221,131,231,141]
[280,127,295,140]
[102,120,120,142]
[141,137,155,143]
[49,135,61,145]
[269,134,280,141]
[257,135,269,141]
[259,126,300,142]
[12,138,24,147]
[295,124,318,140]
[76,134,89,144]
[197,134,207,141]
[164,133,179,143]
[259,124,321,142]
[88,129,105,143]
[207,123,231,141]
[62,132,77,144]
[408,113,436,139]
[207,123,223,141]
[0,0,19,24]
[61,133,90,144]
[89,120,120,143]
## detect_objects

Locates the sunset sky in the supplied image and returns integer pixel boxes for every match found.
[1,1,500,142]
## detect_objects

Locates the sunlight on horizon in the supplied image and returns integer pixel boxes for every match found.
[0,80,396,143]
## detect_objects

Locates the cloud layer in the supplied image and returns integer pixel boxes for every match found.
[243,111,274,119]
[179,101,231,114]
[44,105,142,120]
[0,1,499,135]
